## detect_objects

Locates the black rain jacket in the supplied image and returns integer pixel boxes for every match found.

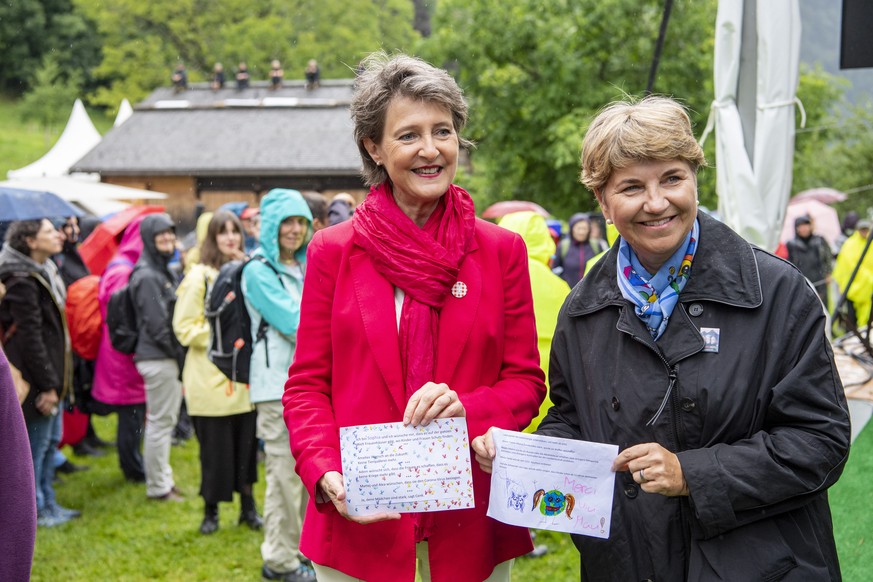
[130,213,179,362]
[538,212,850,581]
[0,245,72,421]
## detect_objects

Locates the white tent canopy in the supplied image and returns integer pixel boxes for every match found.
[0,176,167,218]
[701,0,802,250]
[114,99,133,127]
[7,99,102,179]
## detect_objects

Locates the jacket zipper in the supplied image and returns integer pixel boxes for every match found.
[631,333,691,566]
[628,334,677,432]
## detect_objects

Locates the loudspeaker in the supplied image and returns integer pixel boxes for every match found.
[841,0,873,69]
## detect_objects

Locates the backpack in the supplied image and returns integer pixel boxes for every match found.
[66,275,102,360]
[106,267,140,355]
[206,256,283,384]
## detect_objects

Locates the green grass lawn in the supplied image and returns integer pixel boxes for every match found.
[831,413,873,580]
[31,412,871,581]
[34,414,266,581]
[0,95,113,180]
[34,414,577,582]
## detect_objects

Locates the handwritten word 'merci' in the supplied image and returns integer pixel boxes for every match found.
[564,476,597,496]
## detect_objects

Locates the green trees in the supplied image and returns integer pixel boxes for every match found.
[792,65,873,214]
[421,0,717,216]
[74,0,418,108]
[0,0,100,93]
[19,55,83,139]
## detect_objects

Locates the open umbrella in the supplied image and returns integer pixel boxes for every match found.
[0,186,84,220]
[79,205,165,275]
[791,188,847,205]
[482,201,549,219]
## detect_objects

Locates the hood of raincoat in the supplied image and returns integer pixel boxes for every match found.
[137,213,175,274]
[568,212,589,233]
[113,214,147,267]
[605,222,619,246]
[256,188,313,268]
[195,212,213,245]
[499,211,556,266]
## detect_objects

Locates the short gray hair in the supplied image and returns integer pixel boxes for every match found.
[351,51,471,186]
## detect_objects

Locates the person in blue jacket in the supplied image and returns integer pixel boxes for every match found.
[242,189,315,582]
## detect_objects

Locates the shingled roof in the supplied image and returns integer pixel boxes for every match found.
[72,80,362,178]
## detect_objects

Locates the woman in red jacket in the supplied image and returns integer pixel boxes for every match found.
[283,52,545,582]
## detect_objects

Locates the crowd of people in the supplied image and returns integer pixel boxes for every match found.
[0,193,340,581]
[171,59,320,92]
[0,51,858,581]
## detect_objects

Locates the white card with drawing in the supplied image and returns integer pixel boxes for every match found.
[487,429,617,538]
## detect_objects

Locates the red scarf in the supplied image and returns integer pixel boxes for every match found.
[353,181,476,401]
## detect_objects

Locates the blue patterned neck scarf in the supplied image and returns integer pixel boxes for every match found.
[616,219,699,340]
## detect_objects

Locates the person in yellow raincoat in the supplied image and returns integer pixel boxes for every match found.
[498,211,571,432]
[182,211,213,273]
[172,210,260,535]
[832,220,873,327]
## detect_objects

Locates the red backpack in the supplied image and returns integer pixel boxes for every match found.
[66,274,102,360]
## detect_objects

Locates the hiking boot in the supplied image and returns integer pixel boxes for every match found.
[56,459,90,474]
[50,504,82,519]
[199,502,219,534]
[37,509,71,528]
[261,563,316,582]
[148,486,184,502]
[72,441,106,457]
[239,508,263,530]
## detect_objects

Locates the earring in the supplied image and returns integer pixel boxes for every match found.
[605,218,613,225]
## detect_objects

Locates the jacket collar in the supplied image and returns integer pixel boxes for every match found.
[567,212,762,317]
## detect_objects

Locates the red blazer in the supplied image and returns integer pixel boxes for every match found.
[284,218,546,582]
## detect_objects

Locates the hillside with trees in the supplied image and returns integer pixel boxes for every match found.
[3,0,873,217]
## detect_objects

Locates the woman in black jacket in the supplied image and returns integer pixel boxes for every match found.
[0,218,78,527]
[474,96,851,581]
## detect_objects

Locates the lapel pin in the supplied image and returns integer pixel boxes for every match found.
[451,281,467,298]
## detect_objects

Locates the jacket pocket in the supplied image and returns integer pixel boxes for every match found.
[695,519,797,581]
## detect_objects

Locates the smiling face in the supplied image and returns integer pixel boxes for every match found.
[597,159,698,274]
[215,220,242,258]
[363,96,459,226]
[153,228,176,255]
[541,490,566,516]
[278,216,308,256]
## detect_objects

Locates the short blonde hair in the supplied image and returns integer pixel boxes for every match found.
[580,96,705,193]
[351,51,471,186]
